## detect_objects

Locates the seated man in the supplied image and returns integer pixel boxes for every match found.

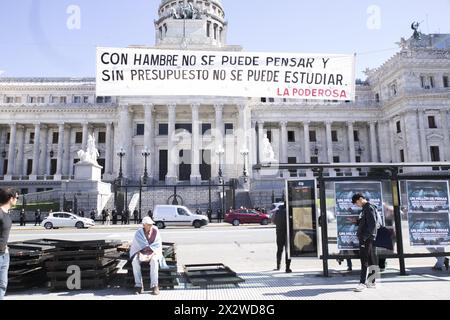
[129,216,162,295]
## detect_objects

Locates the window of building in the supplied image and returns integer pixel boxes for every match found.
[206,21,211,37]
[75,132,83,144]
[353,130,359,142]
[430,76,435,88]
[261,97,267,103]
[266,130,272,142]
[26,159,33,175]
[50,159,57,175]
[159,124,168,136]
[331,130,338,142]
[310,156,319,164]
[225,123,233,135]
[175,123,192,133]
[202,123,211,135]
[52,132,59,144]
[98,132,106,143]
[420,76,425,88]
[29,132,35,144]
[375,93,380,103]
[288,131,295,142]
[83,96,89,103]
[444,76,449,88]
[355,156,361,163]
[136,124,145,136]
[30,97,44,103]
[430,146,440,162]
[428,116,437,129]
[288,157,297,177]
[51,96,58,103]
[3,160,8,175]
[213,24,218,40]
[73,96,81,103]
[309,130,316,142]
[400,149,405,162]
[159,26,163,40]
[396,121,401,133]
[96,96,112,103]
[390,82,398,96]
[6,133,10,144]
[333,156,340,163]
[6,96,21,103]
[268,98,275,103]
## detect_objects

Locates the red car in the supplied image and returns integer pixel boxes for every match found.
[224,209,271,226]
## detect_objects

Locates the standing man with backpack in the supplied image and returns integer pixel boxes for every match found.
[352,193,379,292]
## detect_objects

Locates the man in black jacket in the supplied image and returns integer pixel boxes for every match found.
[352,193,378,292]
[272,205,292,273]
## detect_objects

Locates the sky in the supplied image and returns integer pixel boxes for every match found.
[0,0,449,79]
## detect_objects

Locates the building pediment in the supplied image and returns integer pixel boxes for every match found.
[426,133,444,140]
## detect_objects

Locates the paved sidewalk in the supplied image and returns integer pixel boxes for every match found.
[5,266,450,300]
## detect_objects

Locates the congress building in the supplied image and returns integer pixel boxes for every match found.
[0,0,449,210]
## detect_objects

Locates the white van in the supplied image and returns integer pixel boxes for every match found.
[152,205,209,229]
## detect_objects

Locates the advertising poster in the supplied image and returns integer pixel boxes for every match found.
[334,182,384,250]
[286,179,318,258]
[406,181,450,247]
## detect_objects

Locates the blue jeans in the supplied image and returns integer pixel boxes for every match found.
[0,252,10,299]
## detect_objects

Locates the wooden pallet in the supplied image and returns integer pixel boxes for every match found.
[183,263,245,287]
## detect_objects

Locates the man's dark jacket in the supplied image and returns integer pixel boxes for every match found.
[357,202,378,241]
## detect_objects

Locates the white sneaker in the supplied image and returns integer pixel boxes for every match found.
[354,283,367,292]
[366,282,377,289]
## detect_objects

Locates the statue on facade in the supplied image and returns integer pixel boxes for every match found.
[411,21,422,41]
[170,2,203,20]
[77,133,99,165]
[262,134,277,163]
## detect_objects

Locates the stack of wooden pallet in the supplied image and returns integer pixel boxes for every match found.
[45,239,123,291]
[7,241,57,291]
[121,242,179,290]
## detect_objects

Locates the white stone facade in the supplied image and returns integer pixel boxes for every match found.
[0,0,449,194]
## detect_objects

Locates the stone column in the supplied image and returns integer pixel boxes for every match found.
[347,121,356,162]
[417,110,428,162]
[378,121,391,163]
[0,127,5,175]
[55,123,65,177]
[251,120,257,166]
[144,104,154,181]
[31,123,41,177]
[118,105,132,179]
[82,122,89,151]
[257,121,264,162]
[214,104,224,180]
[105,122,113,175]
[39,125,48,175]
[166,104,177,184]
[6,123,17,176]
[190,103,201,184]
[63,125,71,176]
[404,111,421,163]
[325,121,333,163]
[303,121,311,163]
[369,121,378,162]
[15,125,25,176]
[279,121,288,163]
[237,105,248,172]
[389,120,397,162]
[441,110,450,161]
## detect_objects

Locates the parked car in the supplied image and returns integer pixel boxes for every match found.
[224,209,271,226]
[152,205,209,229]
[41,212,95,229]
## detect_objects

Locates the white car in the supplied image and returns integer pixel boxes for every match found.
[41,212,95,229]
[153,205,209,229]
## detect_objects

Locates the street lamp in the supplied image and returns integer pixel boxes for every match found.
[357,146,363,156]
[49,150,54,158]
[240,148,249,183]
[1,150,6,158]
[141,147,150,185]
[117,147,125,180]
[215,146,224,184]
